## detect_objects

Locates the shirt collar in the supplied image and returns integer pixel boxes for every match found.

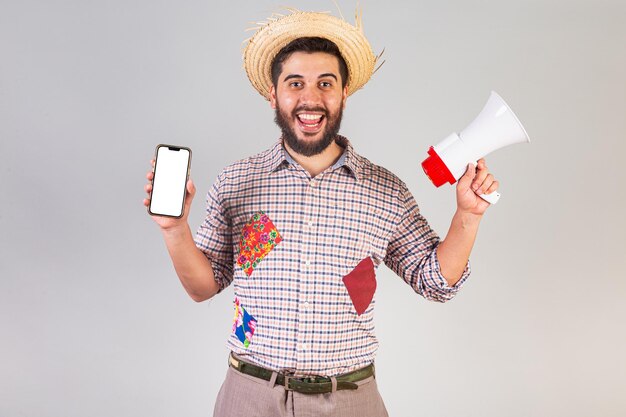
[266,140,288,173]
[267,135,364,181]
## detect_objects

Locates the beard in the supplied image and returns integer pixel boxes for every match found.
[274,101,344,157]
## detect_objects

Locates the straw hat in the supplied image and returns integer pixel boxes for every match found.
[243,9,382,100]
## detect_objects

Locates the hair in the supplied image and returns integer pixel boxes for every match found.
[271,37,349,89]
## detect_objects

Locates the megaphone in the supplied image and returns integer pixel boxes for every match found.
[421,91,530,204]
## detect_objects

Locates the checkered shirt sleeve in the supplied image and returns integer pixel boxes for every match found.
[383,183,471,303]
[194,172,235,293]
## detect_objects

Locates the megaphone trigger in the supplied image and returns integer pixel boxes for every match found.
[478,191,501,205]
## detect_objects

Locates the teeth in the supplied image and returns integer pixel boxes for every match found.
[298,114,322,121]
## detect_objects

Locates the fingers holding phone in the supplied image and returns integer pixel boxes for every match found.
[143,175,196,230]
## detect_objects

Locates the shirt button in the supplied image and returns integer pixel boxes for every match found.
[309,180,316,187]
[304,260,311,266]
[300,343,308,351]
[307,220,314,227]
[303,301,310,309]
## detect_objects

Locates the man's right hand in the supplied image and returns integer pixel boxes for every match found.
[143,159,197,231]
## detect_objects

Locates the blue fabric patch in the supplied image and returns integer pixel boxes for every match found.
[232,297,257,348]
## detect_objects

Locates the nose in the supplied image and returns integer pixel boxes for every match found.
[298,84,322,107]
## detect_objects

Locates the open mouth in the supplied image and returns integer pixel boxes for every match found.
[296,112,325,132]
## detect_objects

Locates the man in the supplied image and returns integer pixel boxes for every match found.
[143,10,497,417]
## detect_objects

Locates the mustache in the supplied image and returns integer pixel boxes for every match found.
[293,106,328,116]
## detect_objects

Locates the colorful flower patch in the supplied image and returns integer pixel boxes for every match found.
[232,297,257,348]
[237,211,282,276]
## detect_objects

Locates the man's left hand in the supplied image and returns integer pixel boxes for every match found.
[455,159,499,216]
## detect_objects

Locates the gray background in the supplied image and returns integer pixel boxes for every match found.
[1,0,625,416]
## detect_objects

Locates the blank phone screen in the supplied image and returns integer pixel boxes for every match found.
[150,146,191,217]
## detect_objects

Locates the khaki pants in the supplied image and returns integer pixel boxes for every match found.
[213,366,389,417]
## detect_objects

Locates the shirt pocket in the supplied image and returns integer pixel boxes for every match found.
[328,195,391,270]
[326,199,370,274]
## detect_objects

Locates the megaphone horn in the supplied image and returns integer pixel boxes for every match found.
[421,91,530,204]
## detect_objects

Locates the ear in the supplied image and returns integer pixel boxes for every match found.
[342,86,348,110]
[269,85,277,109]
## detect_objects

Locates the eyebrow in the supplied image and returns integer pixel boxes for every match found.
[283,73,338,82]
[319,73,338,81]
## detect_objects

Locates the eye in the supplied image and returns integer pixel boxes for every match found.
[319,81,332,88]
[289,81,303,88]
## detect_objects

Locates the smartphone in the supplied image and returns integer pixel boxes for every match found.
[148,144,192,218]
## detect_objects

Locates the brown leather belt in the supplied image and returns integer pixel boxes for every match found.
[228,353,374,394]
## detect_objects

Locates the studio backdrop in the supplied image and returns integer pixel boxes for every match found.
[1,1,625,416]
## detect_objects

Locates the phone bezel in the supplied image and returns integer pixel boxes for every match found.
[148,144,192,218]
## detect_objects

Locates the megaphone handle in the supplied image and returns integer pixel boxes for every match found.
[478,191,501,204]
[469,159,500,204]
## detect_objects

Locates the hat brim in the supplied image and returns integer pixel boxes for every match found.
[244,11,377,100]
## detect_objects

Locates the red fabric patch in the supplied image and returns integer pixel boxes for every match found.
[342,257,377,315]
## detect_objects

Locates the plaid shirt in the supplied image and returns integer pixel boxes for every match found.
[195,136,470,376]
